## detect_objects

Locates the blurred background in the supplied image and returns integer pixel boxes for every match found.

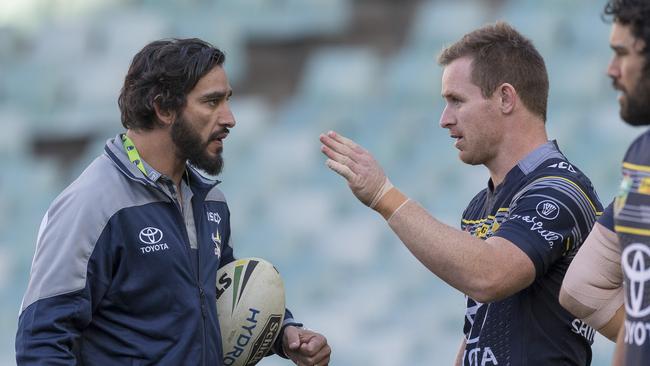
[0,0,640,364]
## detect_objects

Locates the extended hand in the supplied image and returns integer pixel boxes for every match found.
[283,326,331,366]
[319,131,391,207]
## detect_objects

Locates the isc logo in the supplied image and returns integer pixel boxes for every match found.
[547,161,576,173]
[207,211,221,224]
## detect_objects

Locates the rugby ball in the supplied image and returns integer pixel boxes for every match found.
[216,258,286,366]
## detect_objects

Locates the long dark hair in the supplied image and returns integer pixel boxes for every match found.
[604,0,650,70]
[118,38,225,130]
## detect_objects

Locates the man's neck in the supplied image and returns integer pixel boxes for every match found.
[486,118,548,187]
[125,129,186,187]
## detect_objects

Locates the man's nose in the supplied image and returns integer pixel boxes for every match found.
[439,106,454,129]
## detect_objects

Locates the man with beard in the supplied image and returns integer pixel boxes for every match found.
[321,22,601,365]
[15,38,331,366]
[560,0,650,364]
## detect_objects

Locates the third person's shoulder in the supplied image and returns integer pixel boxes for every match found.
[623,128,650,166]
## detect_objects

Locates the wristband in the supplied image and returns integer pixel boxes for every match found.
[369,179,394,209]
[374,187,409,220]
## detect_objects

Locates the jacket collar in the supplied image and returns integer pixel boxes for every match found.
[104,133,221,192]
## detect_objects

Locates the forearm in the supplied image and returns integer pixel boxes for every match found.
[386,200,486,293]
[384,198,532,302]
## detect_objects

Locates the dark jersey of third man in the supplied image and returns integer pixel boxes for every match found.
[460,141,603,366]
[599,129,650,366]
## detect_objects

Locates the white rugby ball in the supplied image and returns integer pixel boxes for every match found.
[216,258,286,366]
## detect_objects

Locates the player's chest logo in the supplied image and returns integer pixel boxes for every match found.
[211,229,222,258]
[615,174,633,217]
[137,226,170,254]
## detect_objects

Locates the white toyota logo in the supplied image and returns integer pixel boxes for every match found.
[139,227,163,245]
[622,243,650,318]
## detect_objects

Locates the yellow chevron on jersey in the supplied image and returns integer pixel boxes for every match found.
[462,208,509,238]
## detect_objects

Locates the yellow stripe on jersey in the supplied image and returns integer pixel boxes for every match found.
[462,216,493,225]
[462,218,485,225]
[615,225,650,237]
[638,177,650,195]
[461,209,509,225]
[623,162,650,173]
[533,176,599,214]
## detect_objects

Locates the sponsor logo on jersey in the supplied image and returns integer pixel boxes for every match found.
[138,226,170,254]
[621,244,650,346]
[139,226,163,244]
[571,318,595,344]
[510,214,564,248]
[615,174,633,216]
[536,199,560,220]
[212,230,222,258]
[622,243,650,319]
[548,161,576,173]
[463,346,498,366]
[624,319,650,346]
[207,211,221,224]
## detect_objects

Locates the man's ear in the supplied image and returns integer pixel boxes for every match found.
[153,96,176,126]
[498,83,517,115]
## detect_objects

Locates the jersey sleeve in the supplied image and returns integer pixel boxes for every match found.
[16,191,113,365]
[494,176,600,278]
[598,201,615,231]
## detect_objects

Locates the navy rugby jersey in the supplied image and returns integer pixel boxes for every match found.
[600,129,650,365]
[460,141,602,366]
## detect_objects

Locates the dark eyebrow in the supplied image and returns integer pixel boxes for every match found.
[199,89,233,101]
[442,91,462,100]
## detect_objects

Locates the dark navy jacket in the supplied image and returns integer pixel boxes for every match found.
[16,135,296,365]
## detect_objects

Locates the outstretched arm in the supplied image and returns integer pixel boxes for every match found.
[319,131,535,302]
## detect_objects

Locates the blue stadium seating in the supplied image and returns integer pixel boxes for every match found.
[0,0,624,364]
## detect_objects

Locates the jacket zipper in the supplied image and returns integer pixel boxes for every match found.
[109,144,212,365]
[172,205,208,366]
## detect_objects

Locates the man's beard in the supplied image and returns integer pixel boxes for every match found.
[619,71,650,126]
[171,115,225,176]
